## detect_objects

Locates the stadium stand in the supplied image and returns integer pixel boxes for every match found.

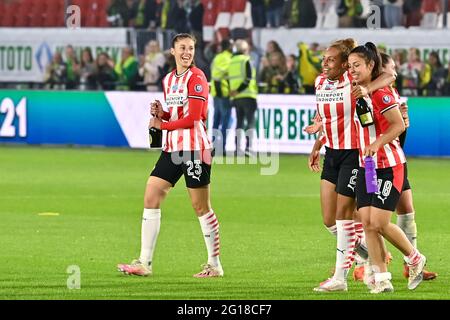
[0,0,108,27]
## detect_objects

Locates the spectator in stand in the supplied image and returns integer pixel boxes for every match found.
[298,0,318,27]
[79,48,97,91]
[262,40,285,68]
[65,45,80,90]
[371,0,386,28]
[420,0,441,27]
[167,0,189,33]
[313,0,337,28]
[392,49,407,93]
[265,0,285,28]
[297,42,321,94]
[107,0,134,27]
[115,46,139,90]
[131,0,160,29]
[336,0,363,27]
[210,39,233,153]
[157,50,176,91]
[403,0,422,27]
[425,51,447,96]
[286,0,317,28]
[259,40,286,92]
[44,52,67,90]
[249,0,267,27]
[260,51,287,93]
[281,54,300,94]
[194,39,211,80]
[95,52,117,90]
[229,40,258,156]
[246,38,264,78]
[384,0,403,28]
[189,0,204,45]
[139,40,166,92]
[399,47,424,96]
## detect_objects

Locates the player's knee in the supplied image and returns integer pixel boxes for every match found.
[191,200,209,215]
[368,220,387,234]
[144,188,166,208]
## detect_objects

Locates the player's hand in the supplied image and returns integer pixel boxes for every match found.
[308,150,321,172]
[150,100,164,118]
[400,102,410,128]
[352,84,369,99]
[304,121,323,134]
[304,113,323,134]
[149,117,162,130]
[363,142,380,157]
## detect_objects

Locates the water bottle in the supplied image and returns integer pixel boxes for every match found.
[149,101,163,149]
[365,156,379,193]
[356,98,374,127]
[149,125,162,149]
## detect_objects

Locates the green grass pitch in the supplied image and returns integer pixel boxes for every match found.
[0,146,448,300]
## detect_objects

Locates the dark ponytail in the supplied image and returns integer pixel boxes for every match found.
[350,42,382,80]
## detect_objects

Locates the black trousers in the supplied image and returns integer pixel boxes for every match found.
[233,98,257,152]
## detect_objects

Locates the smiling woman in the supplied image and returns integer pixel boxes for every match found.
[170,33,196,73]
[308,38,398,293]
[118,33,224,279]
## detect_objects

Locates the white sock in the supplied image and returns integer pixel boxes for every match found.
[198,210,221,267]
[397,212,417,248]
[354,222,369,260]
[334,220,356,281]
[326,224,337,237]
[374,272,392,283]
[139,208,161,266]
[405,247,422,266]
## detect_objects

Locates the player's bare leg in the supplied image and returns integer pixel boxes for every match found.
[396,189,437,280]
[314,183,352,292]
[188,186,223,278]
[363,206,426,292]
[118,176,171,276]
[352,210,370,281]
[359,207,393,293]
[320,180,337,229]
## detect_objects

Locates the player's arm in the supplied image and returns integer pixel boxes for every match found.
[352,71,396,98]
[159,97,203,130]
[304,112,323,134]
[399,102,409,128]
[308,131,325,172]
[160,73,208,131]
[363,100,405,157]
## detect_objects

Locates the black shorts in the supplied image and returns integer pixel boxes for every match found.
[321,147,359,198]
[150,151,212,188]
[403,162,411,191]
[356,164,405,212]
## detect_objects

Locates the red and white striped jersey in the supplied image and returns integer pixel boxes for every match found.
[315,71,359,150]
[161,66,212,152]
[357,87,406,169]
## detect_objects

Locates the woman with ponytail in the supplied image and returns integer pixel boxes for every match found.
[309,39,396,292]
[348,43,427,294]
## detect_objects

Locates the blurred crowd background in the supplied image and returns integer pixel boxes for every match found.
[1,0,450,96]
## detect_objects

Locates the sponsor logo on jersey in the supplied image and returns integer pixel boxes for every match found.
[172,84,179,91]
[194,84,203,93]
